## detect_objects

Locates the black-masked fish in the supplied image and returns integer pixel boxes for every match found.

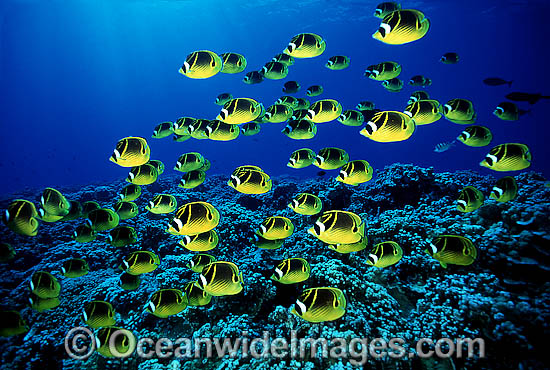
[374,2,401,18]
[187,254,216,273]
[73,224,97,242]
[3,199,39,236]
[282,119,317,140]
[306,85,324,97]
[356,101,376,111]
[309,210,365,244]
[364,61,401,81]
[263,104,293,123]
[493,102,525,121]
[252,234,284,250]
[337,110,364,126]
[256,216,294,240]
[277,95,300,108]
[457,125,492,147]
[59,200,82,221]
[29,293,60,312]
[284,33,326,58]
[360,111,415,142]
[441,52,459,64]
[61,258,89,278]
[174,152,205,172]
[261,61,288,80]
[228,168,272,195]
[179,230,218,252]
[336,160,373,186]
[490,176,518,202]
[152,122,173,139]
[87,208,119,231]
[184,282,212,306]
[113,201,139,220]
[147,160,165,175]
[326,55,350,70]
[291,109,310,121]
[146,194,177,214]
[382,78,403,92]
[480,143,531,171]
[188,119,210,140]
[95,327,135,358]
[39,188,70,219]
[287,148,316,169]
[443,98,477,124]
[314,147,349,170]
[126,164,158,185]
[218,98,263,125]
[215,93,233,106]
[328,233,368,254]
[295,98,310,109]
[288,193,322,215]
[408,90,429,104]
[179,50,222,79]
[272,53,295,66]
[271,258,310,284]
[372,9,430,45]
[197,261,243,296]
[426,235,477,268]
[243,71,264,84]
[367,241,403,268]
[292,287,346,323]
[167,201,220,236]
[30,271,60,299]
[199,159,211,172]
[82,300,116,328]
[108,226,138,247]
[119,272,141,290]
[0,242,16,262]
[179,170,206,189]
[404,99,442,125]
[119,184,141,201]
[307,99,342,123]
[173,117,196,135]
[146,289,186,318]
[220,52,247,74]
[120,250,160,275]
[283,81,300,94]
[241,122,261,136]
[408,75,432,87]
[0,311,29,337]
[110,137,150,167]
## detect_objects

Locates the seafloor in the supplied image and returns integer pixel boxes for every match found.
[0,163,548,370]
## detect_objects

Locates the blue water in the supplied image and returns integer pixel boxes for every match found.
[1,0,549,195]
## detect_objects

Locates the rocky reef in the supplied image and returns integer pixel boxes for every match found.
[0,163,549,370]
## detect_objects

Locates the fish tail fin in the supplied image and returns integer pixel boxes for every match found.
[507,80,513,87]
[542,95,550,99]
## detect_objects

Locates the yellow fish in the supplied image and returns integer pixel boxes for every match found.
[367,241,403,268]
[3,199,39,236]
[183,282,212,307]
[457,186,484,212]
[490,176,518,203]
[179,230,219,252]
[251,234,284,250]
[271,258,310,284]
[284,33,326,58]
[126,164,158,185]
[174,152,206,172]
[307,99,343,123]
[72,224,96,242]
[282,119,317,140]
[443,98,477,124]
[325,55,350,70]
[336,160,373,186]
[0,311,29,337]
[228,168,272,194]
[338,110,364,126]
[328,233,368,254]
[146,289,187,318]
[288,193,322,215]
[457,125,492,147]
[179,170,206,189]
[372,9,430,45]
[30,271,61,299]
[287,148,316,169]
[187,254,216,273]
[120,250,160,275]
[480,143,531,171]
[86,208,119,232]
[146,194,177,214]
[404,99,442,125]
[206,120,240,141]
[108,226,137,247]
[179,50,222,79]
[82,300,116,328]
[61,258,89,278]
[364,61,401,81]
[173,117,197,135]
[197,261,243,296]
[152,122,173,139]
[113,201,139,220]
[119,184,141,201]
[313,147,349,170]
[426,235,477,268]
[218,98,263,125]
[360,111,415,142]
[255,216,294,240]
[309,210,365,244]
[95,327,135,358]
[374,2,401,18]
[167,201,220,235]
[220,52,247,74]
[292,287,346,323]
[263,104,294,123]
[109,137,150,167]
[261,61,288,80]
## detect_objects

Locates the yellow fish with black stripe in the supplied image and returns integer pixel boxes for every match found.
[374,2,401,18]
[256,216,294,240]
[360,111,415,142]
[408,90,430,104]
[3,199,40,236]
[179,230,219,252]
[287,148,316,169]
[188,119,211,140]
[146,289,187,318]
[328,232,368,254]
[367,241,403,268]
[284,33,326,58]
[146,194,177,214]
[277,95,300,108]
[179,50,222,79]
[443,98,477,124]
[338,110,364,126]
[87,208,119,232]
[288,193,322,215]
[29,293,60,312]
[179,170,206,189]
[114,201,139,220]
[173,117,196,135]
[228,168,272,194]
[126,164,158,185]
[252,234,285,250]
[457,186,484,213]
[82,300,116,328]
[480,143,531,171]
[490,176,518,203]
[220,52,247,74]
[261,61,288,80]
[184,282,212,306]
[272,53,295,66]
[326,55,350,70]
[307,99,342,123]
[243,71,264,84]
[336,160,373,186]
[108,226,138,247]
[314,147,349,170]
[364,61,401,81]
[39,188,70,219]
[59,200,82,221]
[404,99,443,125]
[119,184,141,201]
[292,287,346,323]
[73,224,96,242]
[152,121,173,139]
[241,122,261,136]
[282,80,300,94]
[30,271,60,299]
[356,101,376,111]
[110,137,150,167]
[61,258,89,278]
[197,261,243,296]
[295,98,310,109]
[457,125,492,147]
[215,93,233,106]
[187,254,216,273]
[95,327,135,358]
[0,311,29,337]
[308,210,364,244]
[218,98,263,125]
[426,235,477,268]
[119,272,141,290]
[167,201,220,235]
[271,258,310,284]
[382,78,403,92]
[493,102,521,121]
[263,104,294,123]
[282,119,317,140]
[120,250,160,275]
[147,160,165,175]
[174,152,206,172]
[206,120,240,141]
[291,109,310,120]
[82,201,100,217]
[372,9,430,45]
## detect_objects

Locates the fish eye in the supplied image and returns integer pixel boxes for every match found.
[286,43,296,53]
[374,8,382,16]
[378,23,391,38]
[313,223,321,235]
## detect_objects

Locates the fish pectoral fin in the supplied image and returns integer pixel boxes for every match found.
[439,261,447,269]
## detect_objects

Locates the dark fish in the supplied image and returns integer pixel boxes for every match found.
[483,78,512,87]
[505,92,550,105]
[317,171,326,176]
